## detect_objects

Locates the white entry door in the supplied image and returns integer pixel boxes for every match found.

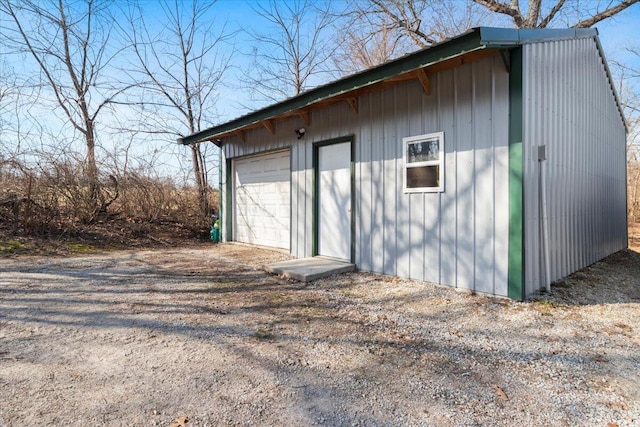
[234,150,290,250]
[318,142,351,261]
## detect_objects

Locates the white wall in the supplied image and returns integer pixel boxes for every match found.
[222,53,512,296]
[522,37,627,296]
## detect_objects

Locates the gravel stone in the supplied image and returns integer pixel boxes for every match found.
[0,244,638,426]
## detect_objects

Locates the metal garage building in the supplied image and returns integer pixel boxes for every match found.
[179,27,627,300]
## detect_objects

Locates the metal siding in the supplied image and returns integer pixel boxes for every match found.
[304,138,313,257]
[455,64,475,291]
[358,94,373,272]
[523,42,541,294]
[396,84,411,279]
[222,54,511,296]
[422,77,441,284]
[291,145,300,256]
[493,59,510,297]
[290,142,302,257]
[408,81,425,281]
[473,58,496,295]
[370,90,385,274]
[382,88,397,275]
[439,68,457,288]
[522,38,627,297]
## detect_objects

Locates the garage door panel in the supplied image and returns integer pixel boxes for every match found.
[234,150,290,250]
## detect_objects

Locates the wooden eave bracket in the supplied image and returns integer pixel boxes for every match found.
[346,97,358,114]
[415,69,431,95]
[234,129,246,142]
[262,119,275,135]
[298,110,310,126]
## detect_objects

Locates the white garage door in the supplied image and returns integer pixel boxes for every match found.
[234,150,290,250]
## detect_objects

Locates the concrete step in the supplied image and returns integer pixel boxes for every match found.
[265,257,356,282]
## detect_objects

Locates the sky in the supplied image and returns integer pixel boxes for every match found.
[1,0,640,183]
[593,6,640,72]
[114,0,640,129]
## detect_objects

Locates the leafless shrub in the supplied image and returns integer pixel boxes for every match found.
[0,156,217,238]
[630,155,640,224]
[111,171,217,226]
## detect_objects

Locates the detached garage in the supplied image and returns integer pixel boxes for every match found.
[180,27,627,300]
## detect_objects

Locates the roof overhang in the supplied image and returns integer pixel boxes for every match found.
[179,26,625,145]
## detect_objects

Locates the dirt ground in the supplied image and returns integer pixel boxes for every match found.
[1,243,639,427]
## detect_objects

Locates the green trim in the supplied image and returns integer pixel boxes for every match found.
[218,145,223,231]
[225,158,233,242]
[179,26,626,148]
[313,135,354,148]
[180,30,484,145]
[350,139,356,264]
[312,146,319,256]
[508,47,524,301]
[312,135,355,261]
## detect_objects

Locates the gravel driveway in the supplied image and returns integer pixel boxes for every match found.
[1,244,639,426]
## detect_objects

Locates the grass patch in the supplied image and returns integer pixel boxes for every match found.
[66,243,95,252]
[0,240,30,253]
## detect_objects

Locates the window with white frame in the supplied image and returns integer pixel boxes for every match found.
[403,132,444,193]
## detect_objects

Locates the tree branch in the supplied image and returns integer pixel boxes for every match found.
[573,0,640,28]
[524,0,542,26]
[537,0,566,28]
[472,0,525,27]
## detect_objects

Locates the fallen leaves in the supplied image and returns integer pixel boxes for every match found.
[593,354,608,363]
[607,401,629,410]
[169,416,189,427]
[613,323,633,332]
[492,384,509,401]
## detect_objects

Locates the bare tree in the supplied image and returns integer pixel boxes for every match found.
[0,59,15,145]
[344,0,639,66]
[471,0,639,29]
[0,58,45,162]
[333,25,403,74]
[1,0,129,216]
[244,0,339,102]
[343,0,493,60]
[626,113,640,223]
[614,53,640,223]
[118,0,232,217]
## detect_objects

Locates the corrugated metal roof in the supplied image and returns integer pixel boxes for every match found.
[179,27,625,146]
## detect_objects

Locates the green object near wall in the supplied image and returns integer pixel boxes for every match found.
[210,225,220,243]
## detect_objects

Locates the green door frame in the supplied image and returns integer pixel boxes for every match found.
[312,135,356,263]
[508,46,525,301]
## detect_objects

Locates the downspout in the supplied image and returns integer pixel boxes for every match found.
[539,145,551,292]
